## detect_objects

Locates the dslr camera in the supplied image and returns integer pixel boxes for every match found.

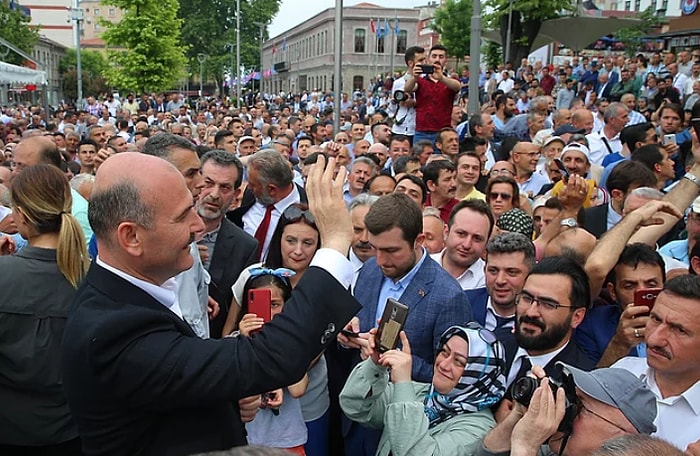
[393,90,409,103]
[510,370,578,434]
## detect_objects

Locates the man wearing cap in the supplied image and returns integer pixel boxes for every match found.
[551,124,585,144]
[477,362,658,456]
[237,136,257,157]
[586,103,629,166]
[612,275,700,451]
[547,143,597,207]
[658,195,700,265]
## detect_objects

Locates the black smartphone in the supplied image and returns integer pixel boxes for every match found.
[553,158,570,182]
[419,64,435,75]
[375,298,409,353]
[340,329,360,338]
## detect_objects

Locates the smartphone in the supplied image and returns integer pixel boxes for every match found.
[634,287,662,314]
[662,134,676,146]
[419,64,435,75]
[340,329,360,338]
[248,289,272,324]
[553,158,570,182]
[375,298,409,353]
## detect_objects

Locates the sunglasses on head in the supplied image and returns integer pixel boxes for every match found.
[283,205,315,224]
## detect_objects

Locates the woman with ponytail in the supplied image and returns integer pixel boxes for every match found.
[0,164,89,453]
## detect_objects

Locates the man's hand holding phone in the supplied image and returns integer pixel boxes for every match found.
[614,303,651,349]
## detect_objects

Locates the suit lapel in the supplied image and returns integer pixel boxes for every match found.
[398,259,434,308]
[207,220,234,287]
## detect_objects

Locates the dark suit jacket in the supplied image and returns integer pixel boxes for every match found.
[226,184,308,230]
[207,219,259,338]
[583,204,608,239]
[353,256,473,383]
[62,263,361,455]
[498,331,596,383]
[466,287,489,327]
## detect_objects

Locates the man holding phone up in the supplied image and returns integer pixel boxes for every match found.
[404,44,461,149]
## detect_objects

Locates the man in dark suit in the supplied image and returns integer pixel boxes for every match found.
[61,153,361,455]
[338,193,472,456]
[195,150,258,338]
[494,256,595,421]
[226,149,306,261]
[468,232,535,332]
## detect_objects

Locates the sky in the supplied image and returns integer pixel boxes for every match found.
[269,0,428,38]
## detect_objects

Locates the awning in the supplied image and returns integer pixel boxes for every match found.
[0,61,46,85]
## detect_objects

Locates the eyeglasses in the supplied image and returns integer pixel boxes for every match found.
[490,168,514,177]
[516,291,574,312]
[489,192,512,201]
[576,397,631,434]
[283,205,315,224]
[463,321,498,345]
[518,151,541,159]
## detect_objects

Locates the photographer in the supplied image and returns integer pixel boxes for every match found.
[404,44,461,149]
[476,363,657,456]
[390,46,425,143]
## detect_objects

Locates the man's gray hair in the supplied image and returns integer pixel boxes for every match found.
[592,434,684,456]
[625,186,664,205]
[247,149,293,188]
[69,173,96,192]
[486,232,536,270]
[142,132,196,160]
[88,181,154,245]
[348,156,377,174]
[604,102,629,124]
[348,193,379,212]
[422,206,444,224]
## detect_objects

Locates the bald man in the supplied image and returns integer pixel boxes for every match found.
[61,153,361,455]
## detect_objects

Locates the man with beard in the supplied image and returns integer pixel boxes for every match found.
[492,94,516,132]
[430,199,493,290]
[338,192,470,456]
[423,160,459,223]
[347,193,379,288]
[195,151,258,338]
[496,256,595,402]
[468,232,535,332]
[227,149,306,261]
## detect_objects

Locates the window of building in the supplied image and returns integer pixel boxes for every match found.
[661,0,668,10]
[611,2,618,9]
[650,0,657,11]
[634,0,640,10]
[354,28,366,53]
[624,1,630,10]
[353,75,364,91]
[108,8,115,16]
[377,35,385,54]
[396,30,407,54]
[94,23,101,30]
[94,8,100,16]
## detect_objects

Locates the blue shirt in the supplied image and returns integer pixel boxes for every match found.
[658,239,689,265]
[574,303,645,365]
[375,248,428,324]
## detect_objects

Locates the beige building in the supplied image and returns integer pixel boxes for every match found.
[261,2,420,95]
[32,36,67,104]
[22,0,123,49]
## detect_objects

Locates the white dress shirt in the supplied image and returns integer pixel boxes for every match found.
[506,342,569,388]
[586,130,622,166]
[430,251,486,290]
[613,356,700,451]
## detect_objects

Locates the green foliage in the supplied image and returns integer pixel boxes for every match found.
[0,2,40,66]
[614,7,662,57]
[484,0,574,64]
[59,49,111,101]
[433,0,472,60]
[178,0,280,88]
[101,0,187,93]
[482,41,503,70]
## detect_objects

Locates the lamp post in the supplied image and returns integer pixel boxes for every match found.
[197,53,207,100]
[253,21,265,96]
[225,43,235,99]
[70,0,84,108]
[333,0,342,133]
[504,0,514,66]
[468,0,481,115]
[236,0,241,109]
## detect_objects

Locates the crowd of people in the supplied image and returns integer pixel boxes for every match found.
[1,42,700,456]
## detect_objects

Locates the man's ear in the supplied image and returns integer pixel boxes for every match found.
[116,222,144,257]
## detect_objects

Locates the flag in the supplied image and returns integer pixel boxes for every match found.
[272,44,276,54]
[370,18,376,34]
[383,19,389,38]
[394,17,400,35]
[282,37,287,52]
[376,18,384,38]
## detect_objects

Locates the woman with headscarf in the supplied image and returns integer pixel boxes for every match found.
[340,324,507,456]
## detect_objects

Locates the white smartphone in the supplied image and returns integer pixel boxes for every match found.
[662,134,676,146]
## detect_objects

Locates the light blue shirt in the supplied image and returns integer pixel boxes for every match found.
[374,248,428,324]
[658,239,689,265]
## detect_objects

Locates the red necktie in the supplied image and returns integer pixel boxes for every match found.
[254,205,274,260]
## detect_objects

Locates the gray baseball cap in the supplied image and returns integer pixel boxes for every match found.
[558,362,657,435]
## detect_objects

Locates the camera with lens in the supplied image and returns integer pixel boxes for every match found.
[510,372,578,434]
[393,90,408,103]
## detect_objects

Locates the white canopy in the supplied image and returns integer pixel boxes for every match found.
[0,61,46,85]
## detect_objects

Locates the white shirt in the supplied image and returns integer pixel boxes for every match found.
[506,342,569,387]
[430,251,486,290]
[497,78,515,94]
[613,356,700,451]
[390,74,416,136]
[672,72,689,95]
[241,185,301,261]
[349,248,365,291]
[685,75,700,96]
[586,130,622,166]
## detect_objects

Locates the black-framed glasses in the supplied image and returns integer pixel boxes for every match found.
[576,396,631,434]
[463,321,498,345]
[283,205,315,224]
[516,291,573,312]
[489,192,512,201]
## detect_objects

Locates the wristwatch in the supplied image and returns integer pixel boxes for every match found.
[560,218,578,228]
[683,172,700,189]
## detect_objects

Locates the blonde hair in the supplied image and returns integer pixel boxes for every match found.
[11,164,89,287]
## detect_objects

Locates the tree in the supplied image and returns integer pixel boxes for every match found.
[59,49,111,101]
[482,41,503,71]
[614,7,662,57]
[101,0,187,93]
[178,0,281,94]
[432,0,472,64]
[0,2,40,66]
[484,0,574,66]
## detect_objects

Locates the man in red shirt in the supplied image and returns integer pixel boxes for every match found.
[405,44,461,151]
[539,66,556,96]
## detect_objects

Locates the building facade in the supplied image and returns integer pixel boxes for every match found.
[32,36,67,105]
[261,2,420,95]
